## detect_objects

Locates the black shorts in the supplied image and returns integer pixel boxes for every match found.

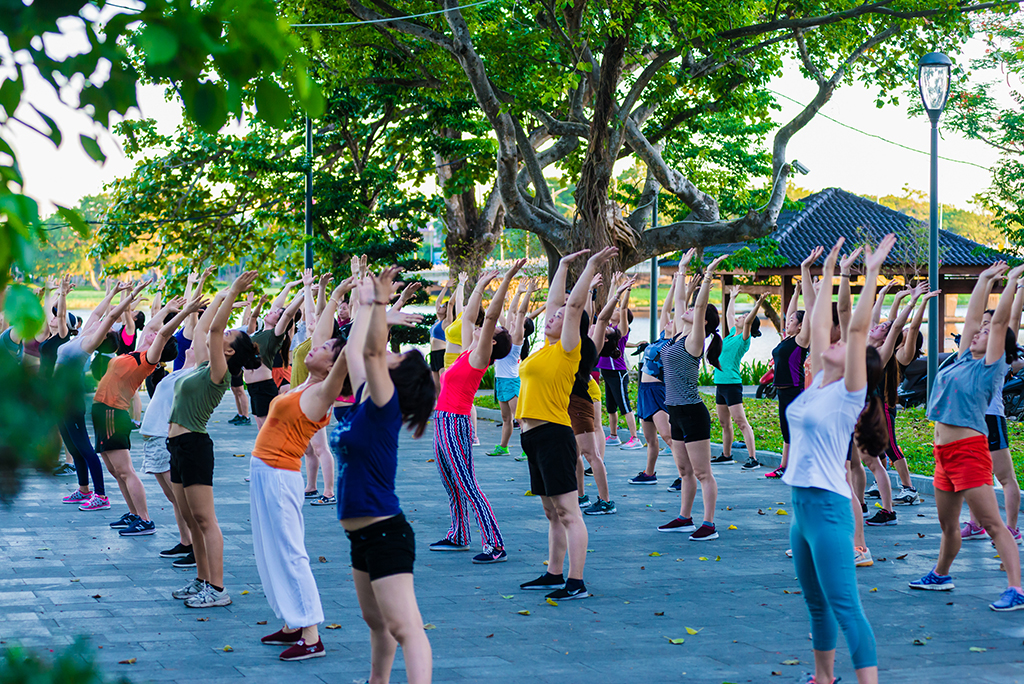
[776,386,803,444]
[521,422,578,497]
[667,403,712,443]
[91,401,133,452]
[987,414,1010,452]
[168,432,215,488]
[346,513,415,581]
[877,404,905,462]
[602,368,632,414]
[429,349,445,373]
[248,379,278,418]
[715,384,743,406]
[231,370,244,388]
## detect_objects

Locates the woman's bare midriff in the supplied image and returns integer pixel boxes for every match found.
[244,365,273,384]
[167,422,190,439]
[341,515,395,532]
[519,417,549,433]
[640,372,660,383]
[934,422,985,446]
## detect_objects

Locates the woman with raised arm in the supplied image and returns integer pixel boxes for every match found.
[597,276,642,450]
[443,271,470,369]
[656,253,727,541]
[911,260,1024,611]
[517,247,618,600]
[712,286,767,466]
[488,278,534,457]
[330,266,435,684]
[245,288,304,431]
[430,260,524,562]
[429,278,454,382]
[168,272,262,609]
[784,236,890,684]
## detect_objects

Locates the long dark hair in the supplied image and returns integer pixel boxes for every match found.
[228,331,261,375]
[390,350,436,439]
[490,328,513,363]
[855,346,888,456]
[983,309,1018,363]
[704,304,723,371]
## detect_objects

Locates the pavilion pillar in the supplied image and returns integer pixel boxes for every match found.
[782,275,795,321]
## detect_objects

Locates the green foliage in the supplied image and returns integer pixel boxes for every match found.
[0,637,124,684]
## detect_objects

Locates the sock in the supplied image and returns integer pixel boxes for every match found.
[678,516,692,524]
[565,578,585,591]
[210,584,224,593]
[545,572,564,581]
[702,521,715,529]
[1010,586,1023,595]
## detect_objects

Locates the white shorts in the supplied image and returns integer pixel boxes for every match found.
[141,434,170,474]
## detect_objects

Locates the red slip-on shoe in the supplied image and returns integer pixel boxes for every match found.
[261,628,304,646]
[279,638,326,661]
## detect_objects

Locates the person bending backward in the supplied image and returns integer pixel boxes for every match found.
[57,281,149,509]
[488,277,534,457]
[329,267,436,684]
[764,276,811,477]
[169,272,263,609]
[713,286,767,465]
[428,278,454,381]
[517,247,618,600]
[246,283,305,430]
[910,260,1024,612]
[430,261,524,560]
[783,236,890,684]
[251,304,355,661]
[657,250,727,541]
[597,279,643,449]
[443,271,469,369]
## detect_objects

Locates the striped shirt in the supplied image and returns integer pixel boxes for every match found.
[661,335,702,406]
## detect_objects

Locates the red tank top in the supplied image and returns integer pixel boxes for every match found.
[435,351,487,416]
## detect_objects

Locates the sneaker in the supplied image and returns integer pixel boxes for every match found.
[62,490,91,504]
[228,414,244,424]
[513,420,520,430]
[279,638,326,661]
[172,552,197,568]
[429,539,470,552]
[159,543,193,559]
[578,494,591,508]
[628,471,657,485]
[119,518,156,536]
[667,478,681,492]
[262,628,304,645]
[472,548,508,564]
[710,455,735,464]
[785,549,793,558]
[172,578,206,600]
[310,495,336,506]
[109,512,139,529]
[520,573,564,591]
[658,516,696,533]
[78,494,110,511]
[545,584,590,601]
[605,435,621,446]
[621,437,645,450]
[960,520,988,540]
[740,458,761,471]
[1009,527,1023,545]
[893,486,921,506]
[514,453,528,462]
[909,570,954,591]
[990,587,1024,612]
[764,467,785,479]
[865,509,897,526]
[854,546,873,567]
[861,502,869,518]
[865,481,880,499]
[53,463,76,476]
[303,489,319,500]
[234,415,251,425]
[584,467,593,477]
[472,438,481,446]
[802,676,842,684]
[487,445,509,456]
[185,584,232,608]
[583,499,617,515]
[689,523,719,541]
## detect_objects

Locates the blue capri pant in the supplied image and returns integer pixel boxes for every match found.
[790,486,877,670]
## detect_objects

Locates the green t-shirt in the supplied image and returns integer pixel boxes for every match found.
[714,330,750,385]
[251,329,284,370]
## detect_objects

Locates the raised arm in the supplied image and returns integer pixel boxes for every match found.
[846,235,896,391]
[274,292,305,336]
[618,277,632,337]
[743,294,767,340]
[462,270,499,349]
[724,284,738,336]
[877,293,917,365]
[796,248,822,350]
[247,295,267,335]
[510,279,536,346]
[961,262,1006,357]
[872,279,896,328]
[82,279,120,333]
[79,281,144,354]
[592,277,633,352]
[658,274,677,335]
[146,297,202,365]
[303,340,351,420]
[301,269,317,331]
[353,267,402,408]
[469,260,526,369]
[561,248,618,353]
[685,254,729,358]
[55,276,72,338]
[809,242,842,378]
[545,250,589,317]
[208,272,257,383]
[453,272,468,317]
[888,287,910,323]
[837,247,861,342]
[896,284,939,366]
[316,273,332,318]
[270,279,301,311]
[987,264,1024,366]
[672,249,696,336]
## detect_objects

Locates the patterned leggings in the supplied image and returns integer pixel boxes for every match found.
[433,410,504,550]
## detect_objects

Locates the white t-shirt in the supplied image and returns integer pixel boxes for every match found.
[140,367,192,438]
[782,370,867,499]
[493,343,523,379]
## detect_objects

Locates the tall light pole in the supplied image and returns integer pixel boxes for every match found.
[649,193,659,343]
[304,117,314,270]
[918,52,952,399]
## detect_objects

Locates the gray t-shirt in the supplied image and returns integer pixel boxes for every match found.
[986,373,1006,418]
[55,337,89,373]
[661,335,702,406]
[927,350,1008,434]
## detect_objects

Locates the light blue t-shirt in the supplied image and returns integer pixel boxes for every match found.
[714,331,750,385]
[927,350,1007,434]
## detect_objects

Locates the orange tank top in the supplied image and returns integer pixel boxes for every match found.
[252,388,330,471]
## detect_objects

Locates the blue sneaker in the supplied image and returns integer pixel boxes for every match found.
[908,570,954,591]
[110,512,139,529]
[119,518,156,536]
[990,587,1024,612]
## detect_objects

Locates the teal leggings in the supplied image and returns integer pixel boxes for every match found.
[790,486,877,670]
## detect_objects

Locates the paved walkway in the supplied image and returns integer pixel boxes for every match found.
[2,396,1024,684]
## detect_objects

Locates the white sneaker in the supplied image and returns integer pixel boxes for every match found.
[865,481,880,499]
[620,437,645,450]
[605,435,621,446]
[172,578,206,600]
[184,584,232,608]
[893,486,921,505]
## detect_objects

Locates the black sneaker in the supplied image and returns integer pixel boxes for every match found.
[228,414,243,424]
[740,458,761,471]
[429,539,470,552]
[711,455,735,464]
[520,572,564,591]
[667,478,681,492]
[119,518,156,536]
[160,543,193,559]
[172,551,197,568]
[472,549,508,564]
[865,509,897,526]
[304,489,319,500]
[545,584,590,601]
[53,463,76,476]
[584,467,593,477]
[110,512,139,529]
[234,415,251,425]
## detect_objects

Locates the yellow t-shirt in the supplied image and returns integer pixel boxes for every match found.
[444,313,463,346]
[291,337,313,387]
[515,340,581,427]
[587,376,602,403]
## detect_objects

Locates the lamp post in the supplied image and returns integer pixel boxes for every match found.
[649,192,659,343]
[303,117,314,270]
[918,52,952,400]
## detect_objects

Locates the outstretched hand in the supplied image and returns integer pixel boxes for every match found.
[864,234,896,272]
[840,246,863,272]
[230,271,259,293]
[802,246,825,269]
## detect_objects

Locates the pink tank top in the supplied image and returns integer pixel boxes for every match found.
[435,351,487,416]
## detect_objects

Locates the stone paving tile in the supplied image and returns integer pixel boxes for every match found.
[3,396,1024,683]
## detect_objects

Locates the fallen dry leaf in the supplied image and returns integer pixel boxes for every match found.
[685,627,701,635]
[546,598,558,606]
[525,490,535,496]
[727,525,737,530]
[91,594,101,599]
[426,458,435,463]
[256,621,267,625]
[486,634,494,638]
[240,590,249,595]
[233,453,245,458]
[876,557,887,562]
[776,509,788,515]
[517,610,531,616]
[913,639,925,646]
[896,554,908,560]
[758,509,765,515]
[118,658,137,665]
[782,659,800,665]
[222,646,233,652]
[654,612,664,616]
[664,637,685,645]
[869,587,878,592]
[725,506,732,510]
[318,556,328,563]
[715,556,721,561]
[542,560,549,565]
[501,595,513,599]
[970,646,987,653]
[196,617,208,622]
[325,624,342,629]
[698,556,709,561]
[70,579,80,583]
[771,671,781,676]
[918,532,926,538]
[424,624,436,630]
[649,551,661,557]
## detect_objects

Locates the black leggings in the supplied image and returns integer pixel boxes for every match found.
[59,411,105,495]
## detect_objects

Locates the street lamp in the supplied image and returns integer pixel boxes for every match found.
[918,51,952,400]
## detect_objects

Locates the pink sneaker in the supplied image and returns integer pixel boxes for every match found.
[78,494,110,511]
[62,490,91,504]
[960,520,987,540]
[1010,527,1023,545]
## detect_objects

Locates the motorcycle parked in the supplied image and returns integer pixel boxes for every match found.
[756,360,776,400]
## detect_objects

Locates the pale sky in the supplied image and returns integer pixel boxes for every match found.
[6,16,1002,217]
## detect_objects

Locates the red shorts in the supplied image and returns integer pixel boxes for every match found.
[272,366,292,388]
[932,435,993,493]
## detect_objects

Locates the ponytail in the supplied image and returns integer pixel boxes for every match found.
[855,346,888,456]
[228,332,262,375]
[704,304,722,370]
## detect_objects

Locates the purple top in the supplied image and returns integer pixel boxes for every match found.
[596,329,629,371]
